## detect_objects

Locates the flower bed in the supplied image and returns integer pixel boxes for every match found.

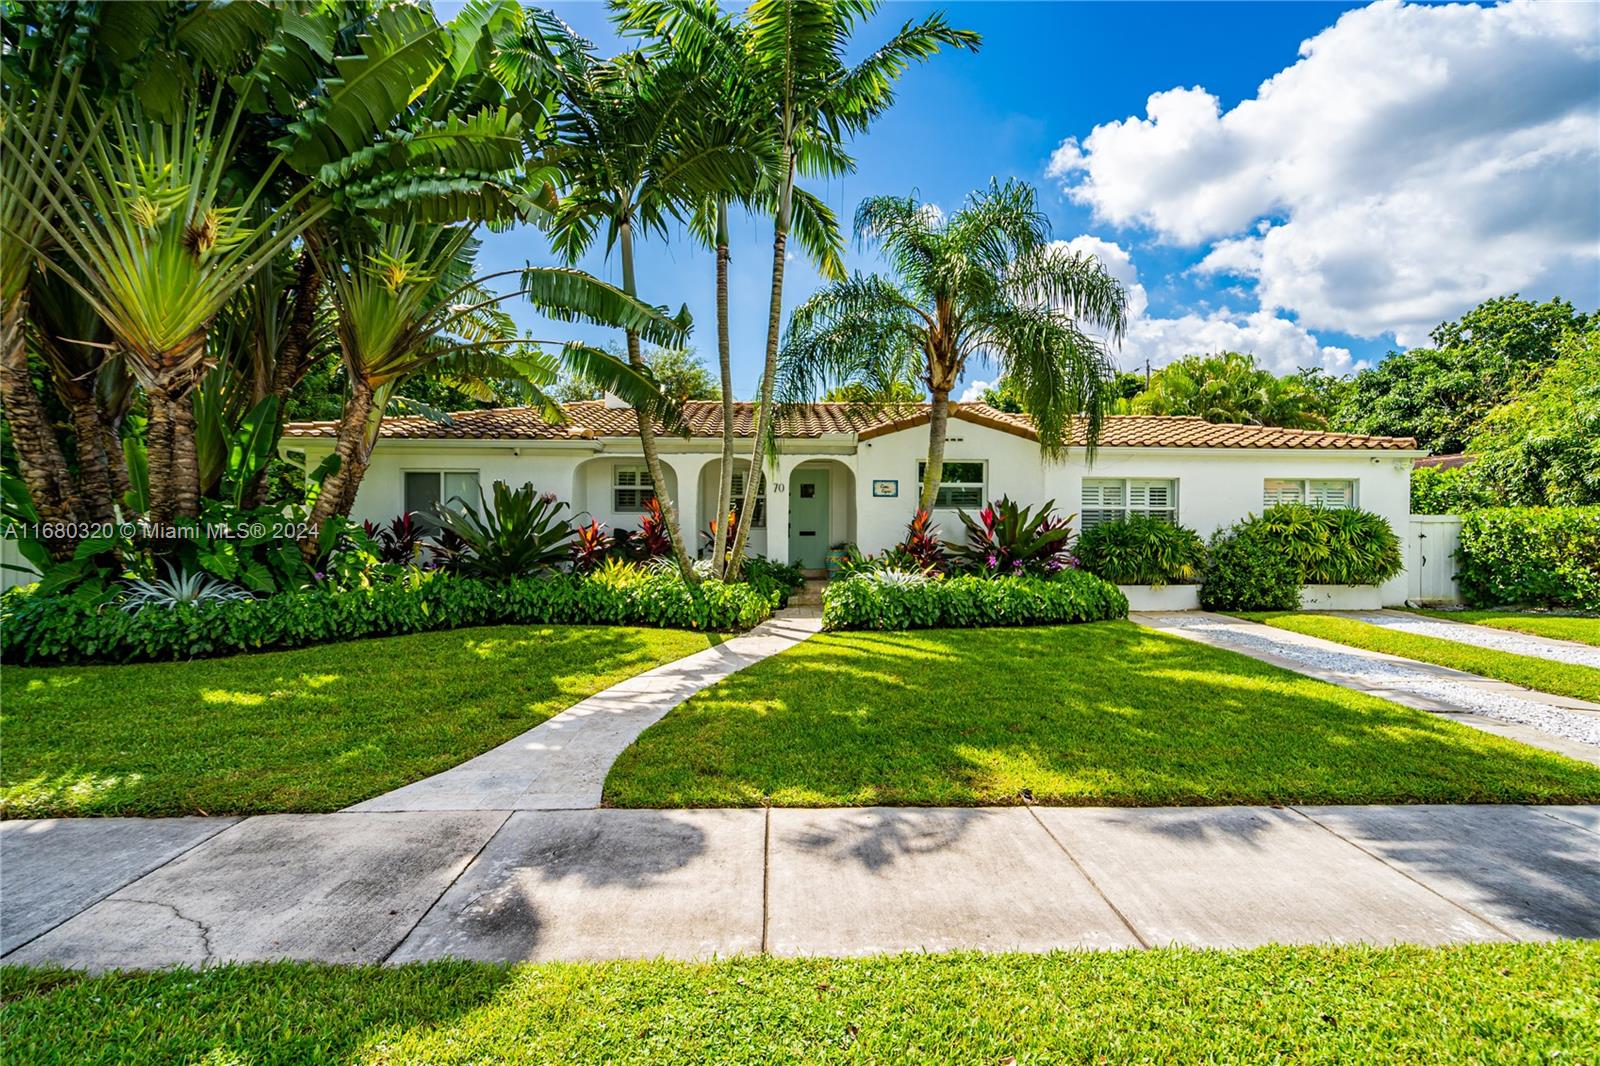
[0,569,774,666]
[822,570,1127,631]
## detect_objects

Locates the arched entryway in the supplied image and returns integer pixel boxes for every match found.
[785,460,855,570]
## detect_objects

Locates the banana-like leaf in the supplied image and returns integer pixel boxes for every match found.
[224,394,281,508]
[559,341,684,433]
[122,437,151,514]
[520,266,691,348]
[285,5,446,173]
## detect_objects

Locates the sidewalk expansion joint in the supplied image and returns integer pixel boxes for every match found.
[1025,805,1150,950]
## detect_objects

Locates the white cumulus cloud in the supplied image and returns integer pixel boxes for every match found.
[1048,0,1600,345]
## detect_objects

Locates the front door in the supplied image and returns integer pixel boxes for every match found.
[788,469,830,569]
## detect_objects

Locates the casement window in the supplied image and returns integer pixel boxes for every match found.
[1080,478,1178,529]
[728,470,766,528]
[1263,478,1357,509]
[613,466,656,512]
[917,460,986,509]
[404,470,480,515]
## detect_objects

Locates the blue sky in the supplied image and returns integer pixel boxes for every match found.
[471,1,1600,399]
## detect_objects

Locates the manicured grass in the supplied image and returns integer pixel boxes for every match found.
[5,944,1597,1064]
[603,622,1600,808]
[1414,609,1600,648]
[1248,613,1600,704]
[1,626,717,818]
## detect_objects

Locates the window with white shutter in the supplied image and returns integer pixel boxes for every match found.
[613,466,656,512]
[727,470,767,528]
[917,461,986,510]
[1081,478,1178,528]
[1263,478,1356,510]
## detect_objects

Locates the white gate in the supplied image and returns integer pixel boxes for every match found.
[1407,515,1463,605]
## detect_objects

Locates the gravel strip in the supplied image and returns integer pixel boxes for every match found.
[1345,613,1600,668]
[1146,615,1600,749]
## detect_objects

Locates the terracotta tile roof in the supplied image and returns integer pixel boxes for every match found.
[282,401,1418,451]
[1413,452,1474,469]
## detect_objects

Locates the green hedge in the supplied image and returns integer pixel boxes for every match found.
[1456,506,1600,610]
[822,571,1127,631]
[1198,524,1304,612]
[1075,516,1206,587]
[0,570,774,666]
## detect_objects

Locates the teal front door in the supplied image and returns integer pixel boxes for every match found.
[788,469,830,569]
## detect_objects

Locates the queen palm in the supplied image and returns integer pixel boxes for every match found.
[648,0,979,575]
[779,180,1129,511]
[537,33,769,582]
[310,221,687,528]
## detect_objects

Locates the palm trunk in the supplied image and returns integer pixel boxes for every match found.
[144,386,178,525]
[727,155,795,580]
[712,197,737,579]
[66,395,115,523]
[920,388,952,512]
[170,391,201,519]
[308,373,376,531]
[101,415,131,505]
[242,249,325,510]
[1,291,77,529]
[619,219,698,583]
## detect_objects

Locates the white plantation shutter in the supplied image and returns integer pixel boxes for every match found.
[1263,478,1357,510]
[1308,479,1356,509]
[1263,479,1305,507]
[1129,479,1176,522]
[613,466,656,511]
[725,470,766,528]
[1081,478,1176,527]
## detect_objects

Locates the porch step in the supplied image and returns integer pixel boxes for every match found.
[787,578,827,608]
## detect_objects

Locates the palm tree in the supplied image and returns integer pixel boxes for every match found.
[9,89,326,523]
[1132,351,1331,429]
[617,0,851,577]
[532,23,769,582]
[309,221,687,528]
[779,180,1128,511]
[710,0,979,574]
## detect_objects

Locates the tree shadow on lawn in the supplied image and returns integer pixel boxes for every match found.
[1,625,722,818]
[603,622,1600,810]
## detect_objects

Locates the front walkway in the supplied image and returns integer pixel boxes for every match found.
[348,610,823,812]
[4,803,1595,970]
[1352,609,1600,667]
[1136,612,1600,765]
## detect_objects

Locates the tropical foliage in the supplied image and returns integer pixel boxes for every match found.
[1335,296,1591,454]
[1456,507,1600,610]
[823,570,1126,630]
[1076,516,1206,588]
[424,480,577,582]
[1132,351,1336,429]
[780,180,1126,511]
[949,495,1076,577]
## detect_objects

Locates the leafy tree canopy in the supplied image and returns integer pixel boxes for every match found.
[1131,351,1334,429]
[1334,296,1591,453]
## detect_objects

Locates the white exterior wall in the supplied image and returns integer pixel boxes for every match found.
[297,423,1418,603]
[851,420,1417,605]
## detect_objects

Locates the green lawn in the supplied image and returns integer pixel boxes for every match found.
[5,944,1596,1064]
[1414,609,1600,648]
[603,622,1600,808]
[1247,613,1600,704]
[1,626,717,818]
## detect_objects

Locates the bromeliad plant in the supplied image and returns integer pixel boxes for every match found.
[423,480,576,582]
[119,563,254,613]
[951,496,1075,576]
[572,520,614,574]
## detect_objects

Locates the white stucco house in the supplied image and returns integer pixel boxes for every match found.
[282,400,1426,604]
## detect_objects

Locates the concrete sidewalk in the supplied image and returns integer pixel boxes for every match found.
[1135,611,1600,765]
[4,804,1595,971]
[348,610,822,812]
